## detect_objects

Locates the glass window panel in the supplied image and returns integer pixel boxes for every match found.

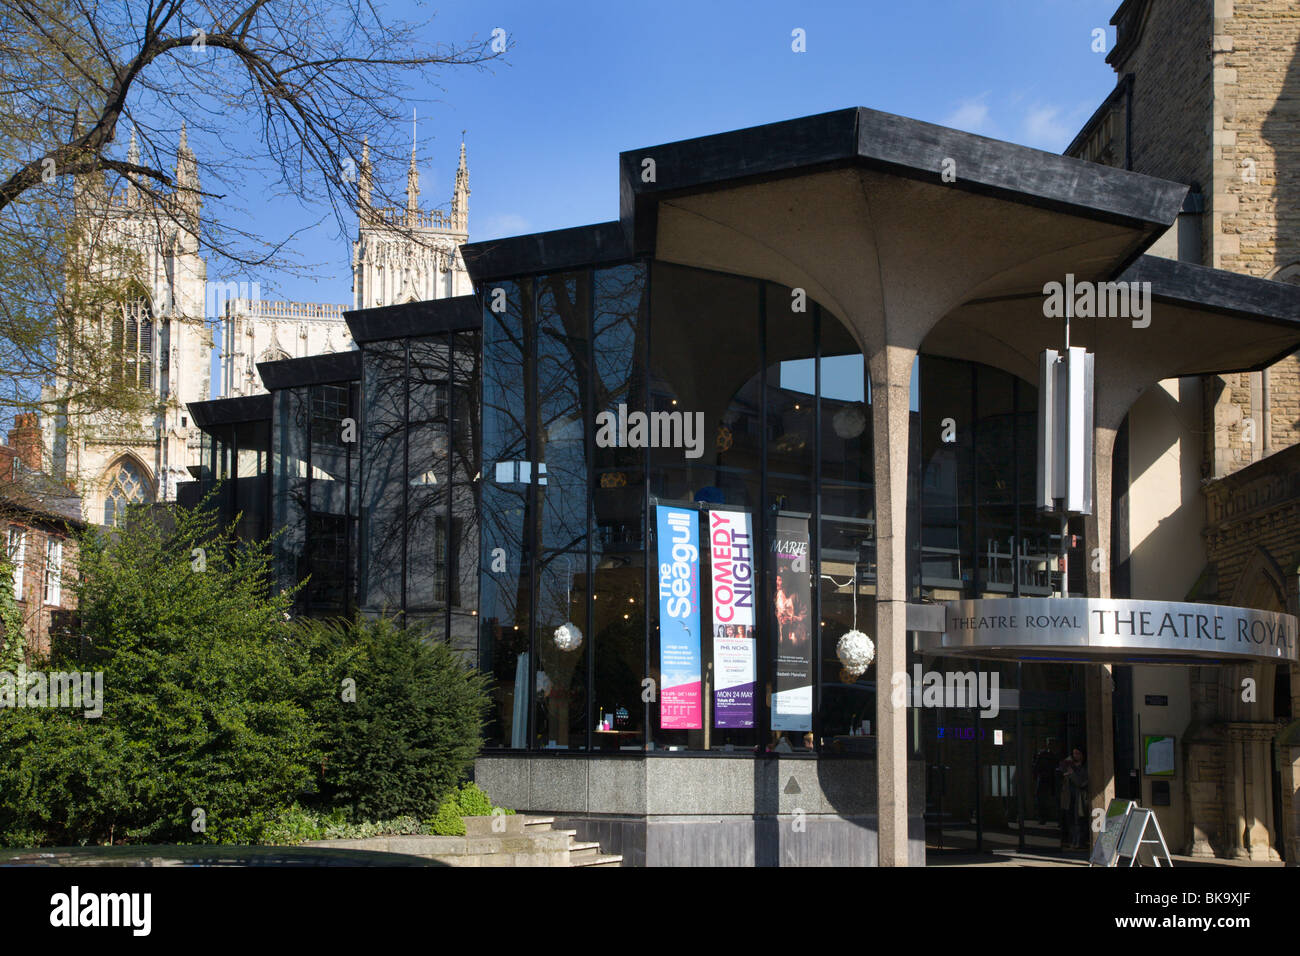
[765,283,816,480]
[535,272,591,750]
[593,468,645,751]
[233,418,270,544]
[450,330,481,660]
[480,279,533,748]
[408,335,451,620]
[819,315,873,486]
[272,387,310,604]
[593,263,648,470]
[972,365,1017,597]
[918,357,974,598]
[650,262,761,471]
[360,340,407,613]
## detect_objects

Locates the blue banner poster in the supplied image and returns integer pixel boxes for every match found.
[656,505,702,730]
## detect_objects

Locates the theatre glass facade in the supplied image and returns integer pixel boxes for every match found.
[188,106,1300,866]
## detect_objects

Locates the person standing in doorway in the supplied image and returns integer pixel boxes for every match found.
[1059,747,1089,850]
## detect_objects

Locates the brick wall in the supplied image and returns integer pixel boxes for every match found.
[3,516,79,662]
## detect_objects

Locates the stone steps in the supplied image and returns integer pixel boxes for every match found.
[302,813,620,866]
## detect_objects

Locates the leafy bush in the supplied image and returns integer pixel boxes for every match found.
[0,709,129,846]
[421,783,513,836]
[257,805,437,844]
[0,503,493,848]
[456,781,494,817]
[425,794,465,836]
[0,503,320,846]
[305,617,490,822]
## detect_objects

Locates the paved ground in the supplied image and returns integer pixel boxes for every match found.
[930,849,1285,867]
[0,845,441,866]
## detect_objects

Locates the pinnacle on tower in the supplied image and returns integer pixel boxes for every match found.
[406,108,420,222]
[171,122,201,231]
[357,136,373,215]
[126,126,141,206]
[452,134,470,232]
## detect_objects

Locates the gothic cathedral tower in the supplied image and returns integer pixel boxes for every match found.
[351,124,471,308]
[45,125,211,523]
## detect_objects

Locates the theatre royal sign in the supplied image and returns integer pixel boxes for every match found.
[920,598,1298,664]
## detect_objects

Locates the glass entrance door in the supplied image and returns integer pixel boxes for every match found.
[923,660,1086,855]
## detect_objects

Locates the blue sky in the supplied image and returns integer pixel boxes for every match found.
[193,0,1125,312]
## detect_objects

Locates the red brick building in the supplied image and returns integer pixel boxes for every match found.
[1,414,83,663]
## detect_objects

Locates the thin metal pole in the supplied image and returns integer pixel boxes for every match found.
[446,333,455,644]
[585,269,596,754]
[757,282,769,749]
[812,303,822,751]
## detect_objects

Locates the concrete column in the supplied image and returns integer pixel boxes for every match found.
[1085,664,1115,824]
[870,343,916,867]
[1229,732,1248,858]
[1085,424,1118,830]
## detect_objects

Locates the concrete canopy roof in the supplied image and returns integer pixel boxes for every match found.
[458,104,1300,433]
[922,254,1300,431]
[622,106,1189,356]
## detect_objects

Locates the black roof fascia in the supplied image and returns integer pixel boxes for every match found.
[618,106,1188,262]
[1123,255,1300,327]
[344,294,481,344]
[460,221,633,285]
[257,350,362,391]
[187,393,272,430]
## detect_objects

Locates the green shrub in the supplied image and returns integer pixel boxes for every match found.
[0,502,320,846]
[426,794,466,836]
[0,709,129,847]
[0,503,493,848]
[456,782,494,817]
[305,617,490,822]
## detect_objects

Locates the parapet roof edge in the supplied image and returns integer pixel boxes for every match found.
[187,392,272,429]
[344,293,480,344]
[460,221,631,285]
[257,349,362,390]
[461,107,1190,288]
[1123,255,1300,328]
[618,105,1187,249]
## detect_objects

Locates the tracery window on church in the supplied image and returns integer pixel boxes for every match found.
[102,457,152,527]
[110,293,154,389]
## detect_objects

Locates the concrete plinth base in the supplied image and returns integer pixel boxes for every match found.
[475,753,926,867]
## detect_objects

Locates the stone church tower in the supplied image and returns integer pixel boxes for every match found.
[44,125,211,522]
[48,123,473,509]
[351,133,472,309]
[219,130,471,398]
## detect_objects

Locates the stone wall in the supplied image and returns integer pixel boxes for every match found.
[1192,442,1300,859]
[476,753,927,867]
[1109,0,1213,190]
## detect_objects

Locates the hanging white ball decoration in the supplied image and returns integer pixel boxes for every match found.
[553,621,583,651]
[535,670,552,698]
[836,629,875,677]
[832,404,867,440]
